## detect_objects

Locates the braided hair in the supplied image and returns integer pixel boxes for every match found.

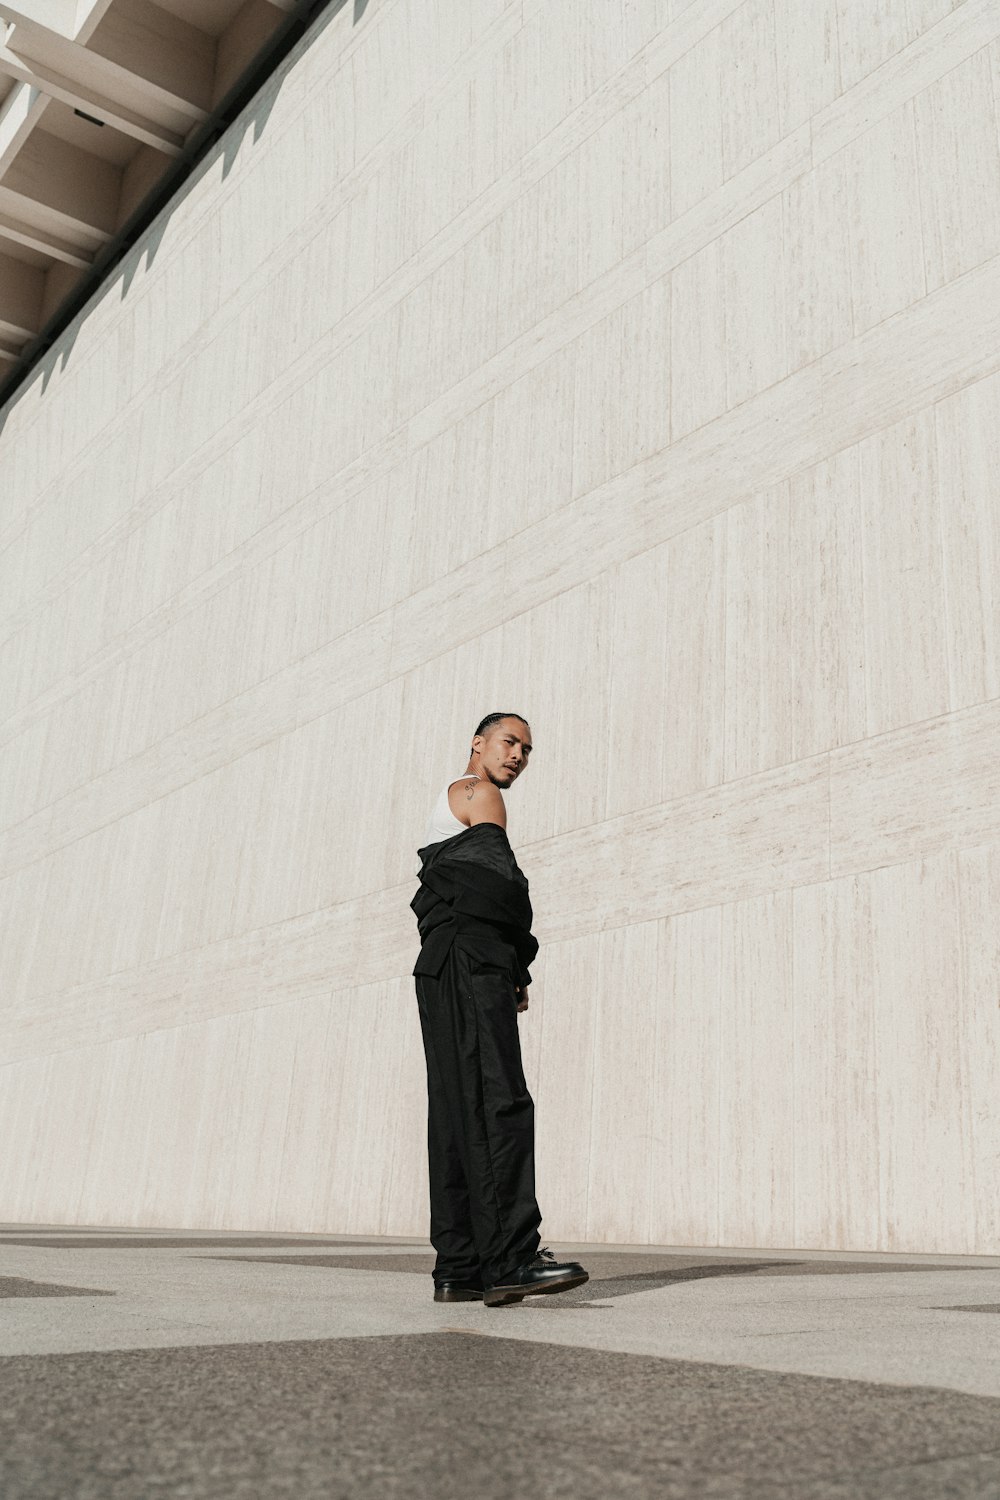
[471,711,530,755]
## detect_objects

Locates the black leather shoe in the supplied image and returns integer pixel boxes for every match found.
[433,1277,484,1302]
[483,1246,589,1307]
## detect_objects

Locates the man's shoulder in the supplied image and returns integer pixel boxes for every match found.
[448,775,506,828]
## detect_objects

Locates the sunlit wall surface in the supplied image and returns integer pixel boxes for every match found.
[1,0,999,1253]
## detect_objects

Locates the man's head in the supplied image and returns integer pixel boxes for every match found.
[469,713,532,789]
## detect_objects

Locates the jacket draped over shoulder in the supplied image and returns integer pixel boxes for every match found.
[410,821,538,989]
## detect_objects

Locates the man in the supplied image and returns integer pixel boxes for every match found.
[410,712,588,1308]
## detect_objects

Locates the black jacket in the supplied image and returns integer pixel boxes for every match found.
[410,821,539,989]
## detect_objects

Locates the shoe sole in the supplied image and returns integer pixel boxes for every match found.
[483,1270,589,1308]
[433,1288,484,1302]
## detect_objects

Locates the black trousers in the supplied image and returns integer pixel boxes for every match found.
[414,943,542,1287]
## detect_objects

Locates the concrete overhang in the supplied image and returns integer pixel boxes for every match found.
[0,0,313,388]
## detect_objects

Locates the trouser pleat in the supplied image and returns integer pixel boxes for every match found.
[415,946,541,1286]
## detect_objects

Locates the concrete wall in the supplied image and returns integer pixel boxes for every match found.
[2,0,999,1253]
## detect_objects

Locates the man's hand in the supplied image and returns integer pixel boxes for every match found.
[514,984,529,1013]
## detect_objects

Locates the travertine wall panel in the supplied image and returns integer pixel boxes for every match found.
[935,372,1000,710]
[782,156,854,367]
[1,0,999,1251]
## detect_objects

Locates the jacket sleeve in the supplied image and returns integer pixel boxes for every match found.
[412,823,538,987]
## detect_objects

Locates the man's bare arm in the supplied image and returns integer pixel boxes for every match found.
[464,778,507,829]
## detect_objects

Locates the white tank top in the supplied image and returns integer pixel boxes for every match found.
[415,774,479,875]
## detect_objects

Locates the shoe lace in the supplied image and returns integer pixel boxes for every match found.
[537,1245,557,1263]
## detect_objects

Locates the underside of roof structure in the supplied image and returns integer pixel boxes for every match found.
[0,0,302,380]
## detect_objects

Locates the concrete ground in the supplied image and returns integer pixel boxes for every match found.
[2,1227,999,1499]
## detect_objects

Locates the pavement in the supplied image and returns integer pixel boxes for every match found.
[2,1226,999,1499]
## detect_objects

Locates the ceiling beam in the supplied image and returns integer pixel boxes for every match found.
[0,205,92,264]
[0,245,42,338]
[1,127,118,247]
[86,0,215,116]
[0,0,118,170]
[0,30,187,152]
[1,15,208,134]
[74,0,118,41]
[0,69,44,172]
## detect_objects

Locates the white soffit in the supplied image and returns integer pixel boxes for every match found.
[0,0,299,370]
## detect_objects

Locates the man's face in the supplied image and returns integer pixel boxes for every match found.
[477,720,532,786]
